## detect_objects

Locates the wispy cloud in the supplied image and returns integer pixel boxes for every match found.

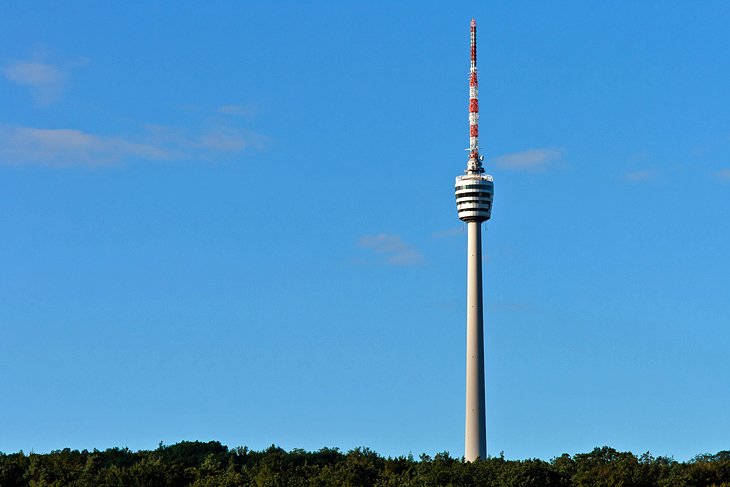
[197,126,263,152]
[216,104,256,117]
[359,233,423,266]
[3,60,67,105]
[0,126,166,166]
[0,123,269,167]
[494,148,562,172]
[622,169,658,183]
[432,226,464,239]
[713,168,730,181]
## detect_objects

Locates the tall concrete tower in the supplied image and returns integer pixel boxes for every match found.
[455,18,493,462]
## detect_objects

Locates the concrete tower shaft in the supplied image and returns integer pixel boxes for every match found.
[464,220,486,460]
[455,18,493,462]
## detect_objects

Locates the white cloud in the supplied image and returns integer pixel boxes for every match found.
[713,169,730,181]
[494,148,562,172]
[216,104,256,117]
[0,126,167,166]
[622,169,658,183]
[196,126,266,153]
[0,123,269,167]
[432,226,464,239]
[359,233,423,266]
[3,60,67,105]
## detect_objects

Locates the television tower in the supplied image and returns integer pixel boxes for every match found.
[455,17,494,462]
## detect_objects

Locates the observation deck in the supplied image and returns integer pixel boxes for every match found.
[455,172,494,222]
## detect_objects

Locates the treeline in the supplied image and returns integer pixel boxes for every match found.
[2,441,730,487]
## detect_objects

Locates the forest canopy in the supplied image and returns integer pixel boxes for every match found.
[2,441,730,486]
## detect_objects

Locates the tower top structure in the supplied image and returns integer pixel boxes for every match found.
[456,18,493,224]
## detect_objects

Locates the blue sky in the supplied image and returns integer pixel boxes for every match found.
[1,1,729,461]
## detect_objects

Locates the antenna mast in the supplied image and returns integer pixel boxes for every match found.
[467,18,484,174]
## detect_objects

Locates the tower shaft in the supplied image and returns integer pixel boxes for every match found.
[464,221,487,460]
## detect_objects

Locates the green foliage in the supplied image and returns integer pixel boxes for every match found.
[1,443,730,486]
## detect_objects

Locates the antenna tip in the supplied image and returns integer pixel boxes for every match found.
[471,18,476,28]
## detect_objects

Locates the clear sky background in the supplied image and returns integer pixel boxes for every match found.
[1,1,729,461]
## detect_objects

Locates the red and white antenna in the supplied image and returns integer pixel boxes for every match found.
[467,18,484,173]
